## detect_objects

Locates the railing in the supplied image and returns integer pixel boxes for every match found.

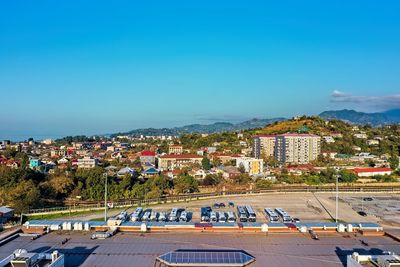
[26,185,400,215]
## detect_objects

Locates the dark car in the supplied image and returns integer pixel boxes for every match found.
[228,202,235,208]
[292,218,301,223]
[358,211,367,217]
[213,203,220,209]
[219,203,226,208]
[363,197,374,202]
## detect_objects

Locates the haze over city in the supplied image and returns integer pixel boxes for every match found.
[1,1,400,139]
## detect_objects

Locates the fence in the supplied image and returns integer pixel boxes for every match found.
[26,185,400,215]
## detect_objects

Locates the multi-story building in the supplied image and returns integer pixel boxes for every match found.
[157,154,202,171]
[77,157,98,168]
[253,135,276,159]
[236,157,264,175]
[168,145,183,155]
[274,134,321,164]
[50,149,67,158]
[140,150,156,165]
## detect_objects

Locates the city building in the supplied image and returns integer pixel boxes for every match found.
[51,149,67,158]
[236,157,264,175]
[168,144,183,155]
[353,167,393,177]
[77,157,98,168]
[323,136,335,143]
[142,167,159,177]
[274,134,321,164]
[0,206,14,224]
[252,135,275,159]
[210,153,240,165]
[158,154,202,171]
[354,133,368,139]
[140,150,156,165]
[367,139,380,146]
[41,138,54,145]
[29,158,42,169]
[347,251,399,267]
[0,249,64,267]
[117,167,135,177]
[216,166,241,180]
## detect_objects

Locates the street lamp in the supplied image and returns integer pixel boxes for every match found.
[334,173,341,223]
[104,173,108,222]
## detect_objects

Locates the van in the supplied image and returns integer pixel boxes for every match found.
[218,212,226,222]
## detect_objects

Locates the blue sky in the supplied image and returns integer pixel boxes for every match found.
[1,1,400,140]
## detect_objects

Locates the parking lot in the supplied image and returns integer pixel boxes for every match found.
[64,192,397,225]
[341,195,400,227]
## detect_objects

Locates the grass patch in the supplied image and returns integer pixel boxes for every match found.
[24,207,131,222]
[89,217,105,221]
[25,209,105,221]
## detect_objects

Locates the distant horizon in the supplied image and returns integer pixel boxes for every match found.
[2,107,400,142]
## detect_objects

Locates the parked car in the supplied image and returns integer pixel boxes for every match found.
[358,211,367,217]
[228,202,235,208]
[219,203,225,208]
[213,203,220,209]
[292,218,301,223]
[363,197,373,202]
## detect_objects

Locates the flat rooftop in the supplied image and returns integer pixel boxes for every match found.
[1,231,399,267]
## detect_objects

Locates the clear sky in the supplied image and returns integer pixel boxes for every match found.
[1,1,400,140]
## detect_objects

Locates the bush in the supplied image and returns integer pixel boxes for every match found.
[255,179,272,189]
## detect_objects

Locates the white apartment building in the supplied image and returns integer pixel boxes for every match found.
[252,135,276,159]
[236,157,264,175]
[354,133,368,139]
[77,157,98,168]
[274,134,321,164]
[323,136,335,143]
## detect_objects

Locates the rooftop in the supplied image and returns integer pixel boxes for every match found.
[1,231,399,267]
[141,150,156,156]
[353,168,393,173]
[159,154,202,159]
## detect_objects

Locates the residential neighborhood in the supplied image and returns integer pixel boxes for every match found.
[1,116,399,217]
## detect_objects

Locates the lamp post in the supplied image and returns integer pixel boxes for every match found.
[334,173,340,223]
[104,173,108,222]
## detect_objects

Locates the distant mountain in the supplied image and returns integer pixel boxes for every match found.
[384,109,400,122]
[319,109,400,126]
[111,118,286,137]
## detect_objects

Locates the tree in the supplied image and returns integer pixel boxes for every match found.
[202,156,211,170]
[212,157,222,167]
[388,146,399,170]
[4,180,40,213]
[42,175,74,198]
[255,179,272,188]
[233,173,252,185]
[338,170,358,183]
[305,175,322,185]
[202,173,223,186]
[173,174,198,194]
[238,163,246,174]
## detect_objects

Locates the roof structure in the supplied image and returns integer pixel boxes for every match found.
[157,249,255,267]
[159,154,202,159]
[0,206,14,214]
[141,150,156,156]
[353,167,393,174]
[143,167,159,174]
[276,133,319,137]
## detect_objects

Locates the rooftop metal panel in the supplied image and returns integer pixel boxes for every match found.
[157,249,255,266]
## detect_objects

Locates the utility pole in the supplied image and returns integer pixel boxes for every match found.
[335,174,339,223]
[104,173,108,222]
